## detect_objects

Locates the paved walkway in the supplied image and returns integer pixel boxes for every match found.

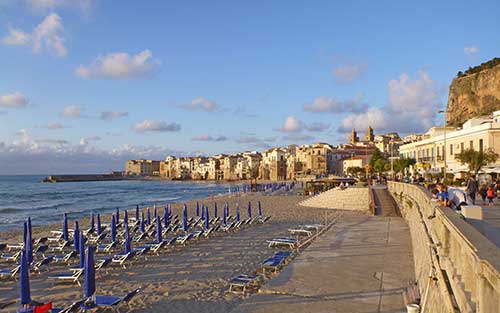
[231,215,415,313]
[477,204,500,247]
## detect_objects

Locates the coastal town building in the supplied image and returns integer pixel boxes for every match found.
[126,159,160,176]
[343,155,370,175]
[399,111,500,174]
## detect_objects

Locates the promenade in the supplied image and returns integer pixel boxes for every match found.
[231,214,415,313]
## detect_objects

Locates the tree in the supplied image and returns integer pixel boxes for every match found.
[393,157,416,173]
[347,166,363,176]
[455,148,499,174]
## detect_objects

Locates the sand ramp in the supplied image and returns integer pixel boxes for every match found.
[300,187,369,212]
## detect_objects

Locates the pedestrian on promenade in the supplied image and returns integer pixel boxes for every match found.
[487,185,495,206]
[479,184,487,205]
[466,176,478,205]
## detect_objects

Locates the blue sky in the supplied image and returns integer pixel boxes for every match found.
[0,0,499,174]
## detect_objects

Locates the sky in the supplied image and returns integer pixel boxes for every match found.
[0,0,499,174]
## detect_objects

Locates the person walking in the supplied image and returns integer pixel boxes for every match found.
[466,176,478,205]
[479,184,488,205]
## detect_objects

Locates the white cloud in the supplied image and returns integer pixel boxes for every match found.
[2,14,67,56]
[45,122,69,129]
[61,105,82,118]
[181,97,218,112]
[79,136,100,146]
[339,71,441,134]
[464,46,479,55]
[75,50,159,79]
[133,120,181,133]
[332,64,367,83]
[2,26,31,45]
[303,96,367,113]
[191,134,228,142]
[0,92,29,108]
[277,116,303,133]
[100,111,128,120]
[32,13,67,56]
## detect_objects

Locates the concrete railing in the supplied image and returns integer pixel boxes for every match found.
[388,181,500,313]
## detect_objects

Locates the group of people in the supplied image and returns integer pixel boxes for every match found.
[433,176,500,210]
[466,176,500,206]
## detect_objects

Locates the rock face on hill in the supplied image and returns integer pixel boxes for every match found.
[446,61,500,127]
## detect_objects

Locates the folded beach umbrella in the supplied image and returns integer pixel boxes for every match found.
[90,211,95,231]
[84,245,96,298]
[135,205,139,222]
[147,208,151,225]
[63,213,69,242]
[201,204,206,220]
[140,211,145,233]
[154,204,157,219]
[223,205,227,225]
[182,204,188,232]
[27,216,32,241]
[214,203,218,218]
[236,204,240,222]
[22,221,27,250]
[97,213,102,236]
[156,216,162,243]
[111,215,117,242]
[163,207,168,228]
[74,221,80,252]
[204,209,209,229]
[115,208,120,224]
[196,202,200,217]
[79,231,85,268]
[258,201,262,217]
[27,220,33,264]
[20,249,31,307]
[125,223,131,254]
[124,210,128,226]
[247,202,252,219]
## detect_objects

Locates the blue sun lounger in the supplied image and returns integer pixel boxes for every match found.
[81,288,141,312]
[267,237,299,249]
[229,274,259,294]
[111,252,135,269]
[0,265,20,279]
[51,250,77,264]
[1,250,22,262]
[47,268,84,286]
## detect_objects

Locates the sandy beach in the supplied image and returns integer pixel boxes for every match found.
[0,192,350,312]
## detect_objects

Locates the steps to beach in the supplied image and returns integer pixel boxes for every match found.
[299,187,369,212]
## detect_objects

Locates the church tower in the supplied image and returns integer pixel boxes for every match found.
[365,126,374,142]
[350,128,359,144]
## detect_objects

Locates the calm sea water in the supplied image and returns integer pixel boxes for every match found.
[0,175,242,231]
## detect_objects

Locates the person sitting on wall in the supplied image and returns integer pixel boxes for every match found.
[432,183,451,207]
[447,186,471,211]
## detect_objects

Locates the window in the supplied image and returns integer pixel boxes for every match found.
[442,146,445,157]
[479,139,484,152]
[450,144,453,156]
[470,140,473,150]
[437,146,440,156]
[460,142,464,153]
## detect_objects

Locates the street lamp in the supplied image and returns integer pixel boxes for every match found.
[438,109,447,180]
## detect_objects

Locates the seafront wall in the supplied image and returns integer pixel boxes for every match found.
[388,182,500,313]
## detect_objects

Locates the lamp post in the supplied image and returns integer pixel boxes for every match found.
[438,109,447,180]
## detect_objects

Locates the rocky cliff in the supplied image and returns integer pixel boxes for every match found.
[447,60,500,126]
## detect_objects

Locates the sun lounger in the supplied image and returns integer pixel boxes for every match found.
[6,242,24,251]
[81,288,141,312]
[0,265,20,279]
[1,250,22,262]
[96,241,117,253]
[32,256,53,273]
[299,224,323,231]
[137,240,167,255]
[288,228,313,237]
[0,243,6,252]
[50,240,71,252]
[228,274,259,294]
[48,268,83,286]
[0,300,16,310]
[51,250,77,264]
[52,299,87,313]
[87,232,107,244]
[176,233,193,245]
[267,237,299,249]
[258,216,271,223]
[133,232,148,242]
[95,257,112,271]
[111,252,134,269]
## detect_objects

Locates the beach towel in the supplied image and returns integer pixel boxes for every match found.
[33,302,52,313]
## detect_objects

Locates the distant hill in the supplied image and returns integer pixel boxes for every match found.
[447,58,500,126]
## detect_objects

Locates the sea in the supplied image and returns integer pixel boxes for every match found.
[0,175,244,231]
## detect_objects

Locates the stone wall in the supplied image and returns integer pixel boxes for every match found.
[388,182,500,313]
